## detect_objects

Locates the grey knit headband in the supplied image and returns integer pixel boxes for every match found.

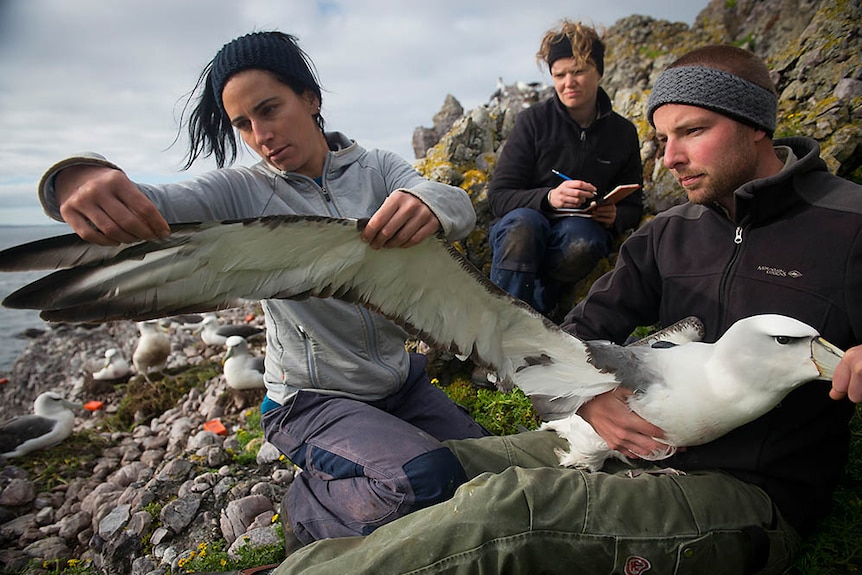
[647,65,777,135]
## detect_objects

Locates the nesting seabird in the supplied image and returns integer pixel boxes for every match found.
[92,347,131,381]
[0,216,845,468]
[168,313,207,329]
[133,320,171,382]
[0,391,81,458]
[223,335,265,390]
[198,315,264,347]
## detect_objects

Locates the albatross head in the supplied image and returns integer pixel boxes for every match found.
[718,314,844,393]
[223,335,248,363]
[33,391,82,418]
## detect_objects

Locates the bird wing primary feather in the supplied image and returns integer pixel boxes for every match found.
[0,216,613,415]
[0,415,58,456]
[627,317,705,348]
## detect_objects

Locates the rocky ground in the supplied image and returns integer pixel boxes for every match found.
[0,304,295,575]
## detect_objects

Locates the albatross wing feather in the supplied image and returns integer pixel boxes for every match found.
[0,415,59,456]
[0,216,612,415]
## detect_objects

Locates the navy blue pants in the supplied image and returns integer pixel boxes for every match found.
[262,354,490,543]
[490,207,611,314]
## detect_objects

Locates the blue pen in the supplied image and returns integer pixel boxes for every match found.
[552,169,602,204]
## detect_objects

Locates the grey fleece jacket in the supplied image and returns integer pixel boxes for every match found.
[39,132,476,405]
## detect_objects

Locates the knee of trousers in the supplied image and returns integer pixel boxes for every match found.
[403,447,469,509]
[491,210,550,260]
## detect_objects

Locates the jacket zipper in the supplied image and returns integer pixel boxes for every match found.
[718,225,746,328]
[297,325,319,388]
[357,306,401,388]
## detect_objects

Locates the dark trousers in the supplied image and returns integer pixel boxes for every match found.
[262,354,490,543]
[490,207,611,314]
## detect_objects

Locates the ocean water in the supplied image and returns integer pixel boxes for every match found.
[0,224,73,373]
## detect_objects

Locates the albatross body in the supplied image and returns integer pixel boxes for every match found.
[199,315,264,347]
[546,314,844,469]
[0,216,844,469]
[0,392,80,458]
[133,320,171,381]
[223,335,265,390]
[93,347,131,381]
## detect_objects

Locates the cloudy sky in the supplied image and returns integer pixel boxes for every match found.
[0,0,708,226]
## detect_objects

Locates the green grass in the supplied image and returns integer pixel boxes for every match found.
[179,538,285,573]
[438,377,541,435]
[101,363,222,432]
[33,558,96,575]
[15,429,114,492]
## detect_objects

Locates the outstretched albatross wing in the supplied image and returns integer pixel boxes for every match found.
[0,216,615,418]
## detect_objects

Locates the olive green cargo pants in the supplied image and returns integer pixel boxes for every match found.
[275,430,800,574]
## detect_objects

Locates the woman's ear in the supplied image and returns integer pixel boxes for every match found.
[304,91,321,114]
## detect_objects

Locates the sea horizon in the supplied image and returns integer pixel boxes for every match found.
[0,223,73,374]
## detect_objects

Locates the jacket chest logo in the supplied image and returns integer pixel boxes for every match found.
[756,265,802,279]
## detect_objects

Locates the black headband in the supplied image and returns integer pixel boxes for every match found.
[547,36,604,76]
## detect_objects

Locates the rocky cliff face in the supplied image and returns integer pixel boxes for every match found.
[0,1,859,574]
[413,0,861,269]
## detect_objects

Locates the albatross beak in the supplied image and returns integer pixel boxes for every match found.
[812,337,845,380]
[62,399,84,412]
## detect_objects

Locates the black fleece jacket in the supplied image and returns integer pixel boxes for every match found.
[563,137,862,534]
[488,88,644,235]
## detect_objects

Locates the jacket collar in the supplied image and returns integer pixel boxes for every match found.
[552,87,613,129]
[252,131,363,178]
[732,137,826,224]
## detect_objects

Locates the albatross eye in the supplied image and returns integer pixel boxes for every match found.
[774,336,792,345]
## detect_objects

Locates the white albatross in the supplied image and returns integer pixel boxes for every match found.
[0,391,81,458]
[133,320,171,382]
[198,315,264,347]
[223,335,265,390]
[0,216,845,469]
[92,347,132,381]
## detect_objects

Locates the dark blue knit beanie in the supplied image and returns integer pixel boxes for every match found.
[211,32,321,113]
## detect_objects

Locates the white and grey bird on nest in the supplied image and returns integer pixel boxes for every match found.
[92,347,131,382]
[223,335,265,391]
[0,391,81,458]
[198,314,264,347]
[0,216,844,470]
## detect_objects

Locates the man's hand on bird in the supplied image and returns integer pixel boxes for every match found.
[576,388,671,460]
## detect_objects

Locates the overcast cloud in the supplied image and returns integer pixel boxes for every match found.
[0,0,707,226]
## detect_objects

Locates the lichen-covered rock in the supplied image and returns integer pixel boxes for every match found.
[414,0,861,276]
